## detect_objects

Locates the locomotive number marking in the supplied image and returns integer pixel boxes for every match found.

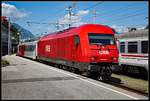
[45,45,51,52]
[99,51,109,54]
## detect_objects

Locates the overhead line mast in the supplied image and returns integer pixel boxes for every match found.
[66,2,77,28]
[93,9,97,24]
[66,6,73,28]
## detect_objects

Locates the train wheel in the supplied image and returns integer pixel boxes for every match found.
[70,67,74,72]
[55,64,59,68]
[70,67,77,73]
[58,65,62,69]
[75,68,81,74]
[62,65,66,70]
[68,67,72,72]
[90,72,99,80]
[81,70,91,77]
[98,66,112,81]
[66,66,70,71]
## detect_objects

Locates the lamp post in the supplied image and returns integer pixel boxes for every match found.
[8,17,11,55]
[17,32,21,44]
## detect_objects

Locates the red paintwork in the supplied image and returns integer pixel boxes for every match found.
[121,54,148,58]
[17,44,25,56]
[38,24,119,63]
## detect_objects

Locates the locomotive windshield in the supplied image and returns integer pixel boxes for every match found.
[88,33,115,45]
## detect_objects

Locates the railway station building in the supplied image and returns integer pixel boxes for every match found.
[1,16,19,56]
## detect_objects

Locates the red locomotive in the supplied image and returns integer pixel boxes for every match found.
[17,24,119,80]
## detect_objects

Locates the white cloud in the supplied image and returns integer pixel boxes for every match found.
[2,3,30,21]
[110,25,146,33]
[110,25,128,33]
[77,10,89,16]
[137,27,145,30]
[58,10,89,29]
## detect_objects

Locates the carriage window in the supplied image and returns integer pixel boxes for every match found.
[141,41,148,53]
[128,42,137,53]
[25,45,35,51]
[25,46,29,51]
[120,42,125,53]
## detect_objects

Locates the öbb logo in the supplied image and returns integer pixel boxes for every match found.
[45,45,51,52]
[99,50,109,54]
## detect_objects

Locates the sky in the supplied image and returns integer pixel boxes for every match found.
[2,1,149,37]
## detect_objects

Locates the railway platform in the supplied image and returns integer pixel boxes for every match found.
[2,54,148,100]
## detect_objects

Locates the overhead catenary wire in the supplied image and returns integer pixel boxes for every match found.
[26,21,70,32]
[96,7,148,24]
[83,2,103,11]
[102,7,146,19]
[104,14,148,32]
[38,6,68,22]
[39,2,77,25]
[104,11,147,25]
[87,3,146,23]
[109,16,148,27]
[27,2,77,30]
[27,2,102,28]
[92,2,143,17]
[26,2,148,36]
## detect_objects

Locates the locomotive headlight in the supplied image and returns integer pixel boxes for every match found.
[113,57,117,60]
[91,57,95,61]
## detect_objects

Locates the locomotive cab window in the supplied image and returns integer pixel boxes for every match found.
[88,33,115,45]
[75,35,80,45]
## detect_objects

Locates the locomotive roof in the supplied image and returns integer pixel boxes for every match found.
[115,29,148,39]
[39,24,115,41]
[40,27,76,39]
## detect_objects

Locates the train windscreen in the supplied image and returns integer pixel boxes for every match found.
[88,33,115,45]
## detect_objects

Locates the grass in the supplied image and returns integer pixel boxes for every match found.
[1,59,10,67]
[111,73,148,94]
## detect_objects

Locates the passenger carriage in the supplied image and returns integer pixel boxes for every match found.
[115,29,148,77]
[17,40,38,60]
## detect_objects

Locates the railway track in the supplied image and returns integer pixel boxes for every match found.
[100,77,148,97]
[35,58,148,97]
